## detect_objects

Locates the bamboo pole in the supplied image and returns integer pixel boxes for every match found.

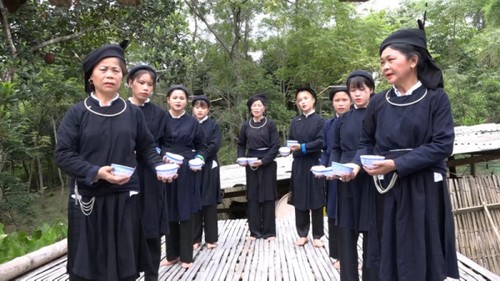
[0,239,67,281]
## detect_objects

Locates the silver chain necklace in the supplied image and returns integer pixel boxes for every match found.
[385,88,428,107]
[249,116,267,129]
[84,96,128,117]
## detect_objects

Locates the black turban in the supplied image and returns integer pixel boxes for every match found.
[346,70,375,90]
[192,95,211,107]
[246,94,267,110]
[127,65,157,84]
[294,86,317,100]
[379,28,443,89]
[166,84,190,98]
[328,85,348,101]
[82,44,125,94]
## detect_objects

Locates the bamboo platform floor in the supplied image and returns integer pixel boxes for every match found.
[16,217,500,281]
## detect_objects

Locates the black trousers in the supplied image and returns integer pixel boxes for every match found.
[328,218,340,259]
[247,200,276,239]
[143,237,161,281]
[193,204,218,244]
[338,228,380,281]
[166,219,193,263]
[295,208,324,239]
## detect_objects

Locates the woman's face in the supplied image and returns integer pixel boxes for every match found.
[130,73,154,103]
[90,57,123,95]
[193,103,209,120]
[250,100,265,118]
[167,89,187,112]
[380,46,417,86]
[349,83,372,108]
[332,91,351,115]
[296,91,315,114]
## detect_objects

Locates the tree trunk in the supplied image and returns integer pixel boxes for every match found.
[37,156,44,195]
[0,4,16,82]
[52,117,66,189]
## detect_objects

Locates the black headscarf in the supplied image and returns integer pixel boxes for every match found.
[346,70,375,90]
[82,44,126,94]
[328,85,348,101]
[127,65,157,85]
[294,86,317,100]
[246,94,267,110]
[166,84,190,98]
[379,28,443,89]
[192,95,211,107]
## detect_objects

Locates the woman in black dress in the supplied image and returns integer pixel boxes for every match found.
[329,71,379,281]
[127,65,169,281]
[288,87,325,247]
[320,85,351,269]
[191,95,222,249]
[55,44,169,281]
[237,94,280,241]
[160,84,208,269]
[350,27,459,280]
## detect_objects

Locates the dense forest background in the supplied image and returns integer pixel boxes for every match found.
[0,0,499,236]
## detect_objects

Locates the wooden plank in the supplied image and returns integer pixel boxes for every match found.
[14,215,500,281]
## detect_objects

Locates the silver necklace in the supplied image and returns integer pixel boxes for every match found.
[249,116,267,129]
[84,96,128,117]
[385,88,428,107]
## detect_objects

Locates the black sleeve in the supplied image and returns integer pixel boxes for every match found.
[134,108,163,169]
[237,122,248,158]
[55,105,100,186]
[304,116,325,153]
[329,117,342,164]
[261,120,280,165]
[205,120,222,159]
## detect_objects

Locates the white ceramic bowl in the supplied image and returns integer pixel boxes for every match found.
[165,152,184,164]
[236,157,248,165]
[246,157,258,166]
[360,155,385,169]
[279,147,291,157]
[310,165,326,176]
[286,140,299,148]
[188,158,204,170]
[155,163,179,177]
[330,162,354,176]
[322,167,336,177]
[111,163,135,177]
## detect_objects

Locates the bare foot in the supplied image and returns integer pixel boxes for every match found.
[207,243,217,249]
[193,242,200,250]
[181,262,193,269]
[333,260,340,270]
[313,239,324,248]
[295,237,308,246]
[160,257,179,267]
[267,236,276,242]
[247,236,256,241]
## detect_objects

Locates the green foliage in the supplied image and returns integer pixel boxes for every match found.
[0,222,67,264]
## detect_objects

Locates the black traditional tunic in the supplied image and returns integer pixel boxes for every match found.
[129,100,170,239]
[320,117,339,220]
[164,112,208,222]
[288,112,325,210]
[55,96,162,280]
[355,86,459,280]
[198,117,222,206]
[237,117,280,202]
[330,108,374,232]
